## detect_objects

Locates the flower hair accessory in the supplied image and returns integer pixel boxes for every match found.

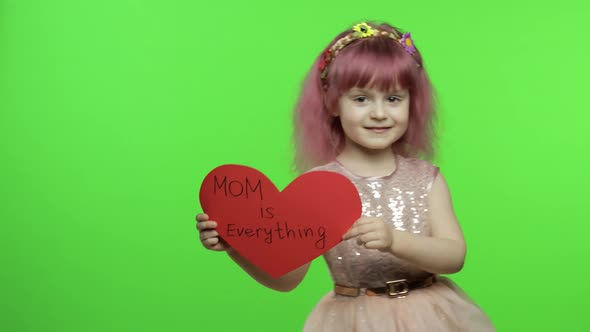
[319,22,420,81]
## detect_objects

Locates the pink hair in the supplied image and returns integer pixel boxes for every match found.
[292,22,438,172]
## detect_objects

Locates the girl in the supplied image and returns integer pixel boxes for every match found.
[197,21,495,331]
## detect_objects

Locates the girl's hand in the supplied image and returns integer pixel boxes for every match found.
[196,213,232,252]
[342,217,394,253]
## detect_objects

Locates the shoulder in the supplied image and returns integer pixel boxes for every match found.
[400,155,438,172]
[400,155,440,191]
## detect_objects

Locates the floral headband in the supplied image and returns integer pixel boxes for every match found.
[319,22,420,82]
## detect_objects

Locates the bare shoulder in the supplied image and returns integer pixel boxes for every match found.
[427,171,466,246]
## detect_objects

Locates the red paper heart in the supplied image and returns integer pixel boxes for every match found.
[199,165,361,278]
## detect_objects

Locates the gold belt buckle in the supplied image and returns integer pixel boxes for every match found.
[386,279,409,298]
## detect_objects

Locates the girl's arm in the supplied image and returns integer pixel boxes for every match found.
[342,172,467,275]
[390,172,467,274]
[227,250,311,292]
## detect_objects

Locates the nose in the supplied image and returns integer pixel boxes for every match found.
[370,102,387,120]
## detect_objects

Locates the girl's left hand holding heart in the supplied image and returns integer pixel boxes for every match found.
[342,217,395,253]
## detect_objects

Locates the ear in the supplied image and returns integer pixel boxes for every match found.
[330,107,340,117]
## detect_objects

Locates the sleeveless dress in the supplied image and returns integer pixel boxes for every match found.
[302,154,496,332]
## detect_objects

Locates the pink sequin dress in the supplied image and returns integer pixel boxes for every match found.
[302,154,495,331]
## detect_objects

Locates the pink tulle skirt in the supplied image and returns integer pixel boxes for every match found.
[302,276,495,332]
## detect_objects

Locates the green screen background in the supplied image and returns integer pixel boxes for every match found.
[2,0,589,331]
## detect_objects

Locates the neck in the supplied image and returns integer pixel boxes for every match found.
[336,144,397,177]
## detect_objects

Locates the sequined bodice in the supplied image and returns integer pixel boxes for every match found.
[310,155,439,288]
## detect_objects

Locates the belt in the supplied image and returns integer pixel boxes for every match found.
[334,275,436,298]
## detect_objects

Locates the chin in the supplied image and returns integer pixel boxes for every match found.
[346,136,397,152]
[360,142,395,151]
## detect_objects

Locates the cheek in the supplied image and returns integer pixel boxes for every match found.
[338,122,359,141]
[340,116,361,132]
[400,114,410,125]
[339,120,353,136]
[340,114,352,125]
[396,108,410,123]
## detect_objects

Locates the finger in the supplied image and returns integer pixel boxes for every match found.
[359,232,380,243]
[202,237,219,247]
[356,236,363,246]
[199,230,219,240]
[196,213,209,222]
[342,227,362,240]
[363,240,386,250]
[210,239,232,251]
[344,223,375,240]
[358,223,378,233]
[196,221,217,231]
[209,243,226,251]
[344,222,375,240]
[354,217,373,225]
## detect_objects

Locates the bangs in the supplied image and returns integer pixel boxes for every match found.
[328,36,418,93]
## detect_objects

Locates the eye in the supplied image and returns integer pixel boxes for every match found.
[353,96,368,103]
[388,96,402,103]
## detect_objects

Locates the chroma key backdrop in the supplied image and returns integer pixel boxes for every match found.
[1,1,589,331]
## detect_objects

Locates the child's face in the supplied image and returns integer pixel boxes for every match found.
[336,86,410,153]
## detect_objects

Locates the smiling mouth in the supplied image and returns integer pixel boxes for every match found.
[365,127,392,133]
